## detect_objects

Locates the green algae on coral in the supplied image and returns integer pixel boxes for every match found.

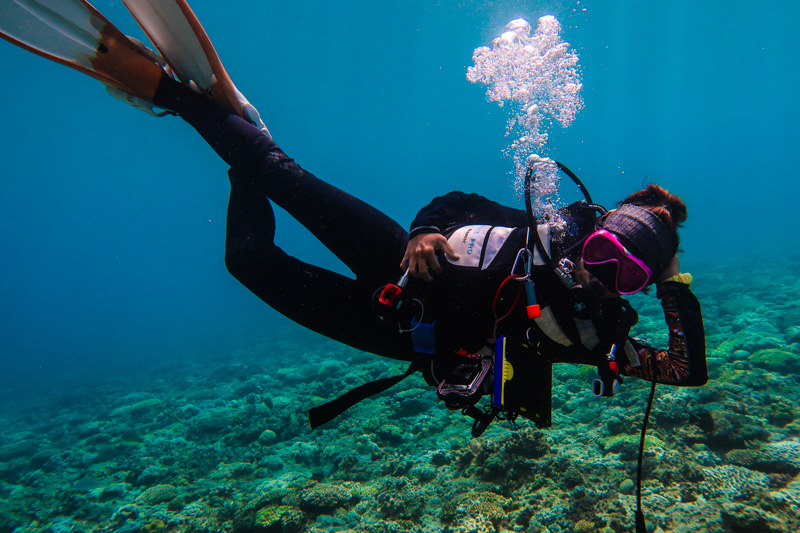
[713,330,783,357]
[136,484,179,505]
[748,348,800,373]
[129,398,161,418]
[598,433,665,452]
[298,482,355,513]
[721,502,784,533]
[255,504,305,532]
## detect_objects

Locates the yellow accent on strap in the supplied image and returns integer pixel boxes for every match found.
[662,273,692,286]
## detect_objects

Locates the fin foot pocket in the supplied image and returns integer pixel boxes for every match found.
[90,30,167,103]
[122,0,270,135]
[1,0,268,130]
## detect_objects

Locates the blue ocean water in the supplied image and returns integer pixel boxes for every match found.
[1,0,798,390]
[0,1,799,531]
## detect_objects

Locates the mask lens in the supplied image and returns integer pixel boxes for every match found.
[582,230,652,294]
[582,232,619,263]
[615,260,651,293]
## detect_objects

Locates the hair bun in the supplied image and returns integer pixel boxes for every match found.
[621,184,687,229]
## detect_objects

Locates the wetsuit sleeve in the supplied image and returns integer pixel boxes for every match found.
[622,282,708,386]
[409,191,527,238]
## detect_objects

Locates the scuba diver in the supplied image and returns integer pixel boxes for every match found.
[1,1,706,433]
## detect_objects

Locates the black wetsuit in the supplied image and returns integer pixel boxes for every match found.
[154,78,413,359]
[153,78,707,389]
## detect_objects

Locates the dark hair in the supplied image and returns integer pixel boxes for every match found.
[619,184,687,246]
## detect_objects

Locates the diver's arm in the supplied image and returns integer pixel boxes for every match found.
[404,191,525,280]
[409,191,527,239]
[622,280,707,386]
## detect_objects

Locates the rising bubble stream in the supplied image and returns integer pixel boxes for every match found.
[467,16,583,220]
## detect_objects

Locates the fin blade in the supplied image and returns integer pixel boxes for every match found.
[0,0,165,101]
[122,0,269,134]
[0,0,105,70]
[10,0,99,58]
[121,0,216,89]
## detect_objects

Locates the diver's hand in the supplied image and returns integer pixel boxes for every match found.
[657,253,681,283]
[401,233,460,282]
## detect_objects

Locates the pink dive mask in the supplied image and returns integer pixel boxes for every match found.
[582,229,653,294]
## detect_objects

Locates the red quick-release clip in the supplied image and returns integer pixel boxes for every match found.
[378,269,409,309]
[378,284,402,308]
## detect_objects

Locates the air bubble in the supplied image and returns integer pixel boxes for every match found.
[467,16,583,221]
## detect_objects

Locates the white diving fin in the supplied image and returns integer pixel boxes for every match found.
[0,0,168,110]
[121,0,270,136]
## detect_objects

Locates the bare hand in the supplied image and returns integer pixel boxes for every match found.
[401,233,460,282]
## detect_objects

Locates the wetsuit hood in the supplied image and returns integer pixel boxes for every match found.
[600,203,677,278]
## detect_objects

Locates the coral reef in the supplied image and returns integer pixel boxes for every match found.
[1,259,799,532]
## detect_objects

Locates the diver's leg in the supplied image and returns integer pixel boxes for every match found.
[224,180,409,359]
[153,76,407,285]
[154,77,411,355]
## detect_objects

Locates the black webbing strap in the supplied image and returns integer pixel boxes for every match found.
[462,405,497,438]
[308,361,421,429]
